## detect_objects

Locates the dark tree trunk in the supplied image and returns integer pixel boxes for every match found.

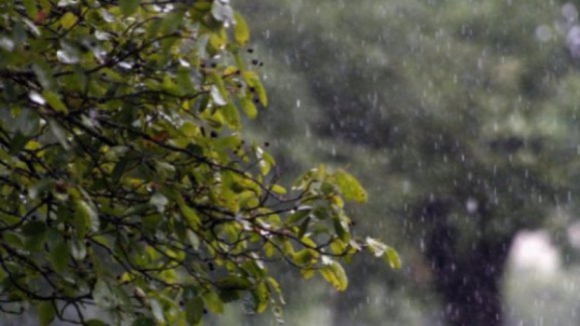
[423,201,513,326]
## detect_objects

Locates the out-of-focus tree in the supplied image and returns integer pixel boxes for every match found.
[0,1,397,325]
[238,0,580,325]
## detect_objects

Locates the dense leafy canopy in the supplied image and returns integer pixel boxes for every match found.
[0,1,396,324]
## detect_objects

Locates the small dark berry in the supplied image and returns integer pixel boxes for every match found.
[210,131,218,138]
[264,142,270,147]
[249,87,255,93]
[253,98,260,104]
[200,63,206,68]
[259,62,264,67]
[179,300,184,307]
[211,63,217,68]
[251,59,259,65]
[247,48,254,53]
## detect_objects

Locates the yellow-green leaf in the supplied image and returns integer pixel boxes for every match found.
[241,97,258,119]
[234,12,250,45]
[292,249,317,266]
[333,169,368,203]
[222,102,241,130]
[385,246,402,269]
[204,291,224,314]
[320,257,348,291]
[42,90,68,114]
[271,184,286,195]
[243,71,268,106]
[60,12,78,29]
[181,204,201,230]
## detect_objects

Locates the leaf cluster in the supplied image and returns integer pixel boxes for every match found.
[0,0,396,325]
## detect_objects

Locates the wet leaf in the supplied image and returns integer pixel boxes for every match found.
[185,296,204,324]
[120,0,140,16]
[385,246,402,269]
[319,257,348,291]
[234,12,250,45]
[333,169,368,203]
[37,301,56,326]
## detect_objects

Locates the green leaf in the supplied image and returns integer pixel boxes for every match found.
[222,102,241,130]
[85,319,108,326]
[234,12,250,45]
[60,12,78,29]
[215,275,252,291]
[23,221,48,252]
[385,246,402,269]
[9,132,30,154]
[243,71,268,106]
[333,169,368,203]
[131,317,155,326]
[319,257,348,291]
[365,237,387,257]
[285,208,311,225]
[93,279,115,309]
[160,10,185,35]
[37,301,56,326]
[333,216,350,242]
[33,62,55,90]
[180,203,201,229]
[266,277,285,305]
[42,90,68,114]
[50,240,69,273]
[241,97,258,119]
[23,0,38,19]
[75,199,99,237]
[292,249,316,266]
[203,291,224,314]
[271,184,286,195]
[253,282,270,313]
[185,296,204,325]
[120,0,140,16]
[22,220,47,237]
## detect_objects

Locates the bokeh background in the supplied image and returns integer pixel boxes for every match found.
[221,1,580,325]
